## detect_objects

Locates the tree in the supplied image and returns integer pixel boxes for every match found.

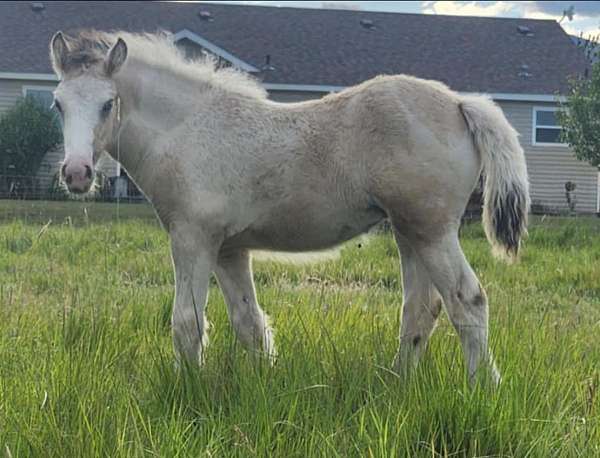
[557,35,600,167]
[0,95,62,176]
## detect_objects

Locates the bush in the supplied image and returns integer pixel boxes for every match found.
[0,95,62,175]
[557,61,600,167]
[557,36,600,168]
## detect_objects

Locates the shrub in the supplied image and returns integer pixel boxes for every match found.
[0,95,62,175]
[557,36,600,167]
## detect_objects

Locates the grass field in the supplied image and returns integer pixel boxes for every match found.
[1,201,599,457]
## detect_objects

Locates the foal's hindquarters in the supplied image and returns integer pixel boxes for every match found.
[360,79,527,386]
[376,136,501,384]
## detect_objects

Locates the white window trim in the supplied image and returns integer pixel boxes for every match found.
[532,106,568,147]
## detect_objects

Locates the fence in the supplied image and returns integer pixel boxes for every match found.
[0,173,486,217]
[0,173,145,203]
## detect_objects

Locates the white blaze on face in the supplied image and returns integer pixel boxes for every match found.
[54,75,116,193]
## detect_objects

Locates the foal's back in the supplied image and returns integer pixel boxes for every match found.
[294,75,480,231]
[224,74,479,252]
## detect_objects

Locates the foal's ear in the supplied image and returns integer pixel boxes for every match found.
[105,38,128,76]
[50,31,69,77]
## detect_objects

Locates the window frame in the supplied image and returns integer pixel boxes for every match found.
[22,85,56,110]
[531,106,568,147]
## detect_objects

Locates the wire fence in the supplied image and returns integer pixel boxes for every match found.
[0,174,146,203]
[0,173,486,223]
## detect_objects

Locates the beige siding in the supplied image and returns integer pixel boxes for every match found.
[0,79,27,114]
[37,146,63,192]
[97,154,120,177]
[498,101,598,214]
[0,79,57,114]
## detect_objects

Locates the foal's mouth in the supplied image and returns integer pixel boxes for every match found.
[68,186,92,195]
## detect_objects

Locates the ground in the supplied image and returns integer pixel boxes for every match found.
[0,200,599,457]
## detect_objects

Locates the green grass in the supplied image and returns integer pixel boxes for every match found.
[0,199,157,225]
[1,202,599,457]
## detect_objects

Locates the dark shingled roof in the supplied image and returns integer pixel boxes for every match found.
[0,1,588,94]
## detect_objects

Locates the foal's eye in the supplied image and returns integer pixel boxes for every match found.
[101,100,114,116]
[52,100,63,114]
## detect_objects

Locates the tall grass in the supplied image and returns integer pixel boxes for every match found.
[1,205,599,457]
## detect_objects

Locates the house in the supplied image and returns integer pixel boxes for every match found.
[0,1,597,212]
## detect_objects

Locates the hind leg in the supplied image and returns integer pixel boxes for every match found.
[415,231,500,385]
[392,230,443,377]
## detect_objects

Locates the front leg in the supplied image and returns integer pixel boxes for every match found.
[215,249,276,363]
[170,226,217,366]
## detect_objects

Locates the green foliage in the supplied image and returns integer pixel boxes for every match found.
[0,203,599,456]
[557,38,600,167]
[0,95,62,175]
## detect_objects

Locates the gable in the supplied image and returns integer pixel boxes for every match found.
[172,30,258,73]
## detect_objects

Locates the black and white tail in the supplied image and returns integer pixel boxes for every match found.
[459,95,530,263]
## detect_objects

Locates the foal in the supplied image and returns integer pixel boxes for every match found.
[50,30,529,384]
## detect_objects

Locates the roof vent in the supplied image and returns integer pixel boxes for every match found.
[261,55,276,72]
[360,19,375,30]
[517,25,534,37]
[518,64,532,78]
[198,10,214,21]
[30,2,45,12]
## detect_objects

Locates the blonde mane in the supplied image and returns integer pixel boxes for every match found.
[63,30,268,100]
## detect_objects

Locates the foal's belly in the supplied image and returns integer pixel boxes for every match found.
[225,205,386,252]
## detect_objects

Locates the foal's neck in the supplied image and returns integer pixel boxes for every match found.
[107,59,267,194]
[108,60,205,174]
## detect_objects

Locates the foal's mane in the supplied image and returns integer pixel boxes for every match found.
[62,30,268,100]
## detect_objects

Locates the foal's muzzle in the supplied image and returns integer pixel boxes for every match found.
[62,160,94,193]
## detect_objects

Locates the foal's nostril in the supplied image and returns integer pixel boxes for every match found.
[84,165,93,179]
[65,174,73,185]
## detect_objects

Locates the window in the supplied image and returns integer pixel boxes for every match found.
[22,86,61,131]
[22,86,55,110]
[532,107,566,146]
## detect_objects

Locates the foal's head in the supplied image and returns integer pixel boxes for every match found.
[50,31,127,193]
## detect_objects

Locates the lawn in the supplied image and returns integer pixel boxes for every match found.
[0,199,157,225]
[0,201,599,457]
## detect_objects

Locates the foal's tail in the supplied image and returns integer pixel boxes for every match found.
[459,95,530,263]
